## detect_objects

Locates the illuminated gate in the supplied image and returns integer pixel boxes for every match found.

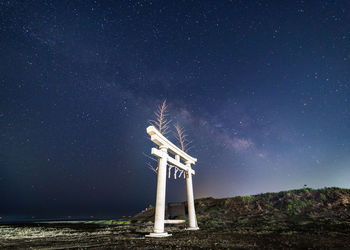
[145,126,199,237]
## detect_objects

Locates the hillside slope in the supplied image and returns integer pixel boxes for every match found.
[133,187,350,233]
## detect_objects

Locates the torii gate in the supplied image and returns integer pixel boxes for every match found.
[146,125,199,237]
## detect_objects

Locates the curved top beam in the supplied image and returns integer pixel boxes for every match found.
[147,126,197,165]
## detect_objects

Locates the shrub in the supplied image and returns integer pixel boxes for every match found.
[241,195,255,203]
[286,200,311,216]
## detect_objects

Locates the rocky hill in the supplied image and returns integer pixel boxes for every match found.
[132,187,350,233]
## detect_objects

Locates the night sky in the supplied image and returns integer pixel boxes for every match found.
[1,1,350,221]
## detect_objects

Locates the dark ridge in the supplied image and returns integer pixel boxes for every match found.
[132,187,350,233]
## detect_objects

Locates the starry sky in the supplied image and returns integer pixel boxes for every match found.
[1,1,350,221]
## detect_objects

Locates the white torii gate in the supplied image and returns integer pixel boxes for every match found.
[146,126,199,237]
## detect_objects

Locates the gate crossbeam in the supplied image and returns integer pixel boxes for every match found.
[147,126,197,165]
[151,148,195,175]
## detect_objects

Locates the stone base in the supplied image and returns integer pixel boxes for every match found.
[185,227,199,231]
[164,219,186,224]
[145,232,172,237]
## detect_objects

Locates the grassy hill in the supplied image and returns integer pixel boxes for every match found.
[133,187,350,233]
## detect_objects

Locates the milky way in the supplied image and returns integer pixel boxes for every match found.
[1,1,349,221]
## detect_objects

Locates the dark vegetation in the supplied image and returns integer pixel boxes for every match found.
[133,187,350,234]
[2,187,350,249]
[194,187,350,233]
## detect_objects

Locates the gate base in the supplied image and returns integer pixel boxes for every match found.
[145,232,172,237]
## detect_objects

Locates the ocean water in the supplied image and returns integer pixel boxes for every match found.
[0,214,128,224]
